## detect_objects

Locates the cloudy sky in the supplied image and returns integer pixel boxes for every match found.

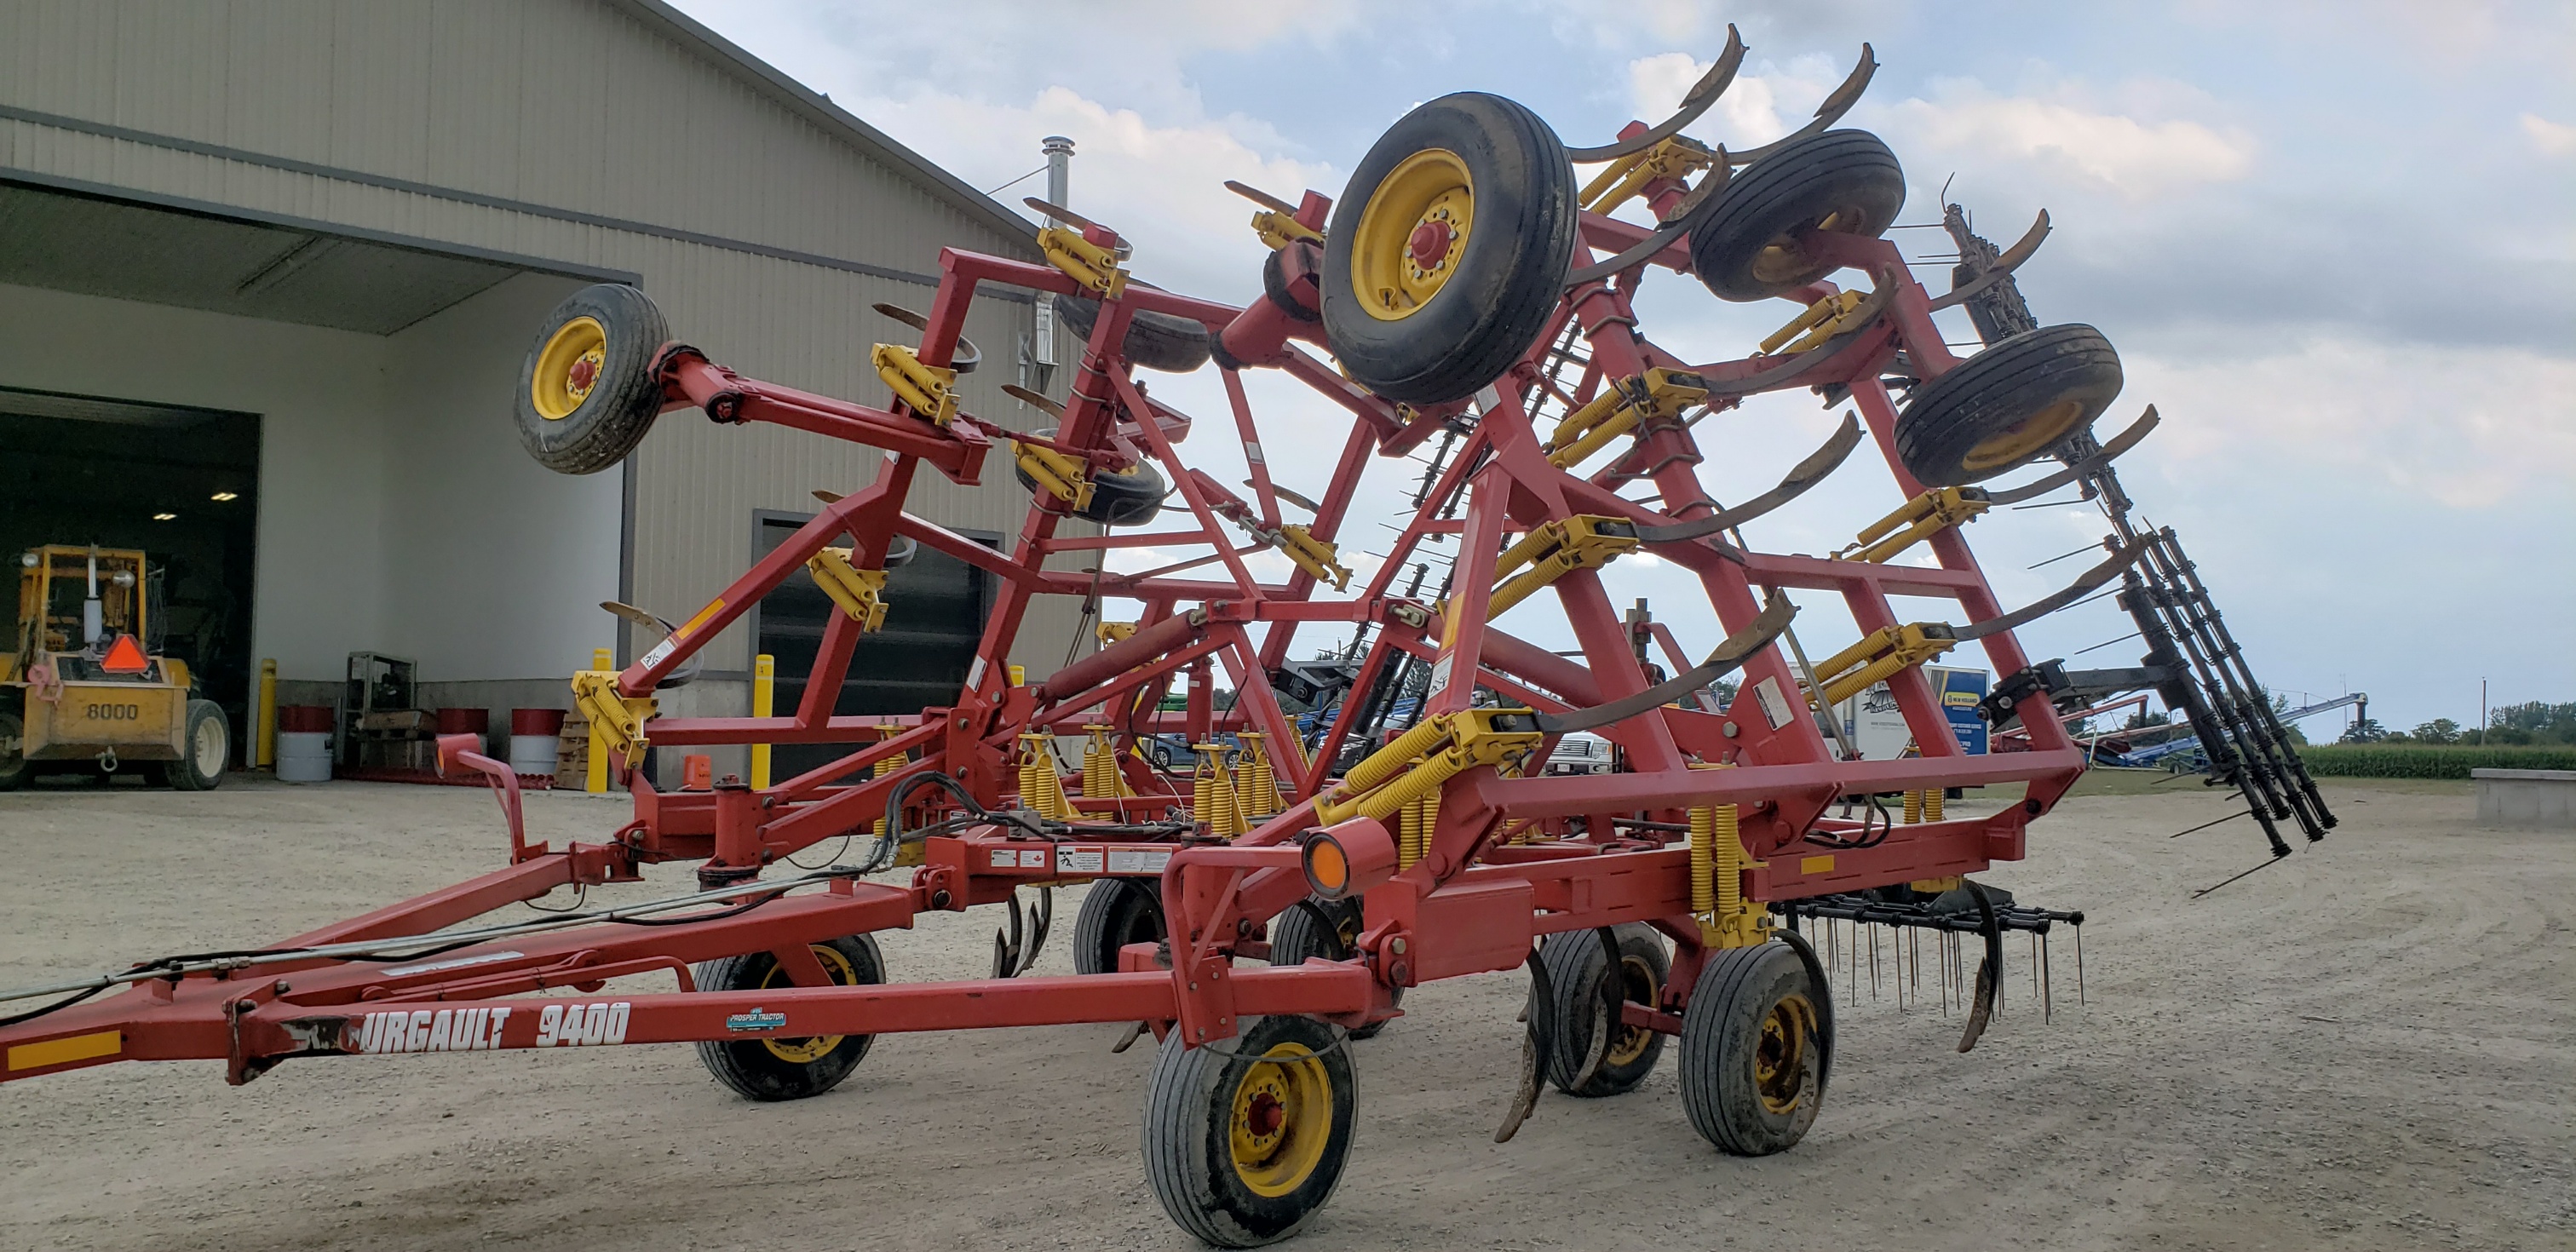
[676,0,2573,734]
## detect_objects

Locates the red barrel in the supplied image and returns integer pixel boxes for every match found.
[510,708,566,738]
[278,705,333,733]
[435,707,490,735]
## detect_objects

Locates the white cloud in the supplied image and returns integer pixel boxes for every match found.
[2126,336,2576,509]
[2521,112,2576,157]
[1883,81,2256,200]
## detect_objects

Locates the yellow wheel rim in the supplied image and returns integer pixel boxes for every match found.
[1754,991,1816,1115]
[1962,399,2086,473]
[759,945,858,1065]
[1350,148,1474,322]
[1227,1044,1334,1197]
[1748,210,1847,285]
[1602,954,1661,1068]
[532,316,609,421]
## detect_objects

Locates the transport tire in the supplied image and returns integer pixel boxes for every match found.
[1321,92,1578,405]
[515,283,670,475]
[162,698,229,790]
[1142,1014,1356,1248]
[0,709,26,791]
[1894,324,2125,485]
[1688,129,1906,302]
[1680,939,1826,1156]
[1056,294,1215,374]
[693,934,883,1101]
[1072,876,1166,976]
[1538,923,1670,1096]
[1010,426,1169,528]
[1267,899,1399,1040]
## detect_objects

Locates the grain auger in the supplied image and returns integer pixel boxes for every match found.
[3,25,2273,1248]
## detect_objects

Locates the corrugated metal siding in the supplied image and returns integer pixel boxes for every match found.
[0,0,1085,675]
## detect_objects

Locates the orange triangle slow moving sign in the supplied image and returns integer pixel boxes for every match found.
[101,634,150,674]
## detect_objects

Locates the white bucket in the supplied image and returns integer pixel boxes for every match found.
[275,732,333,783]
[507,735,560,777]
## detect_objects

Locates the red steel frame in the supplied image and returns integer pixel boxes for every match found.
[1,168,2084,1089]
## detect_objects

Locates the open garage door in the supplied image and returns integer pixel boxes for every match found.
[0,388,261,744]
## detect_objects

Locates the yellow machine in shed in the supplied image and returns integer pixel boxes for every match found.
[2,545,228,790]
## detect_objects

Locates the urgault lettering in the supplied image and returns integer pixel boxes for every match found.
[354,1006,513,1054]
[354,1002,635,1053]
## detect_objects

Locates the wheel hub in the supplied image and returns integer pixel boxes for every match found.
[1407,219,1455,271]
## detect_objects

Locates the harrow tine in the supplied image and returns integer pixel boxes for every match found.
[1699,283,1897,399]
[1001,383,1065,418]
[1565,928,1624,1094]
[991,889,1027,979]
[1022,887,1054,975]
[1022,195,1102,234]
[1536,592,1794,732]
[1924,210,2050,313]
[1726,43,1878,166]
[1981,405,2159,505]
[1496,945,1557,1144]
[1952,538,2150,642]
[1630,413,1864,543]
[1565,167,1729,285]
[1566,24,1745,162]
[1222,179,1301,216]
[1956,882,2004,1053]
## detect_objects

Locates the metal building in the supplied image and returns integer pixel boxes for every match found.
[0,0,1078,781]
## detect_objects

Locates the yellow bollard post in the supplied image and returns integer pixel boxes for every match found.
[254,658,277,768]
[586,646,613,795]
[750,654,775,790]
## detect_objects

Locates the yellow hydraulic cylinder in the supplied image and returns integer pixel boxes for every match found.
[255,658,277,769]
[750,653,775,790]
[586,646,614,794]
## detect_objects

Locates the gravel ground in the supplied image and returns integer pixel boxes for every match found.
[0,774,2567,1251]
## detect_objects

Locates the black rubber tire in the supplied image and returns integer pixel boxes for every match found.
[1267,899,1399,1040]
[1895,324,2124,485]
[1011,426,1167,528]
[1680,940,1826,1156]
[1690,129,1906,302]
[0,709,26,791]
[163,698,228,790]
[693,934,884,1101]
[1056,294,1214,374]
[1072,877,1166,976]
[1262,244,1322,323]
[1321,92,1578,405]
[1539,923,1670,1096]
[515,283,670,475]
[1142,1014,1356,1248]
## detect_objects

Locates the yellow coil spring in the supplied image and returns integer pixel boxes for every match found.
[1904,789,1924,824]
[1018,733,1075,821]
[1687,762,1741,945]
[1396,785,1442,870]
[1192,744,1244,838]
[1339,719,1451,799]
[1926,787,1945,822]
[1235,732,1281,819]
[870,726,904,838]
[1081,726,1120,800]
[1349,749,1458,825]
